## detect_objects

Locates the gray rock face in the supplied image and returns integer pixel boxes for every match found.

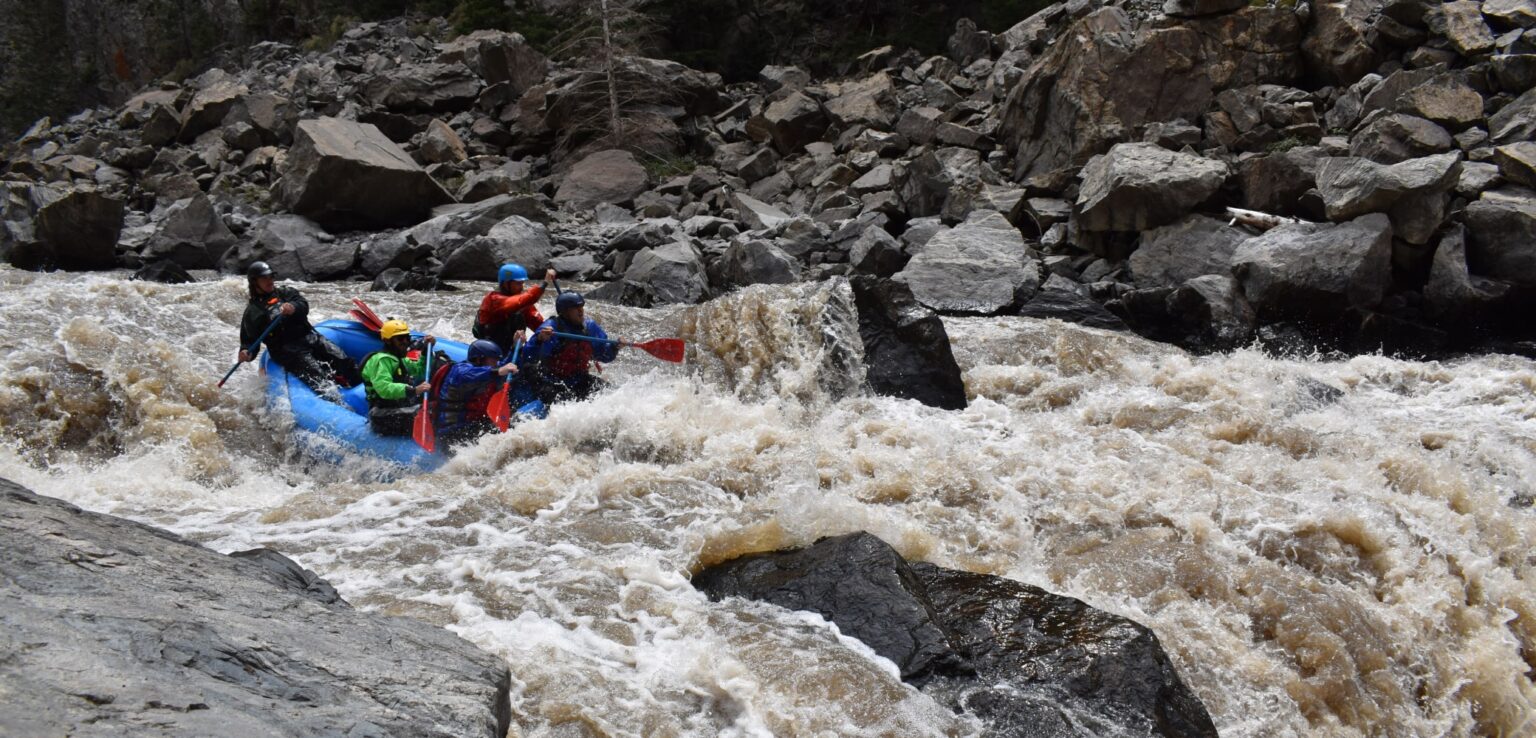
[1302,0,1385,85]
[896,211,1037,314]
[143,194,237,269]
[1489,86,1536,143]
[1076,143,1229,232]
[1315,153,1461,245]
[848,226,908,277]
[598,239,710,306]
[1174,274,1257,347]
[850,276,967,410]
[745,91,829,155]
[223,215,355,280]
[438,215,553,280]
[276,117,454,230]
[1348,113,1454,164]
[824,72,899,130]
[0,479,510,738]
[179,78,248,143]
[729,192,792,230]
[1163,0,1249,17]
[721,239,800,287]
[1231,213,1394,318]
[1494,141,1536,187]
[1361,68,1484,130]
[554,150,649,210]
[1428,1,1496,56]
[1130,214,1250,288]
[900,147,987,220]
[1239,146,1326,215]
[1002,7,1302,180]
[436,29,548,94]
[11,184,126,271]
[1484,0,1536,29]
[1464,187,1536,286]
[1425,225,1514,318]
[359,62,482,112]
[419,119,468,164]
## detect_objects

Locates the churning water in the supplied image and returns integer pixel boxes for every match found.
[2,268,1533,737]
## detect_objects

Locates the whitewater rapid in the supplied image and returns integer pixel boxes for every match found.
[2,268,1533,737]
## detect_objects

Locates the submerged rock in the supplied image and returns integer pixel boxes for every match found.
[694,532,1216,738]
[0,479,510,738]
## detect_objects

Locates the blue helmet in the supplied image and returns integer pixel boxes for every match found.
[498,263,528,283]
[555,292,585,313]
[468,340,502,362]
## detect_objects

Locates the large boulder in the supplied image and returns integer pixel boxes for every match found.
[729,191,793,231]
[1348,113,1454,164]
[276,117,455,231]
[1361,68,1485,131]
[848,226,909,277]
[1076,143,1229,232]
[6,184,125,271]
[899,147,989,221]
[720,239,800,287]
[594,239,710,306]
[0,480,510,738]
[1238,145,1326,215]
[1230,213,1393,319]
[1121,274,1257,350]
[1427,1,1496,56]
[358,62,483,113]
[1463,188,1536,286]
[554,149,649,210]
[1489,86,1536,143]
[220,215,355,281]
[745,90,829,155]
[178,77,248,143]
[1424,225,1515,319]
[694,532,1215,737]
[1314,153,1461,245]
[142,194,238,269]
[895,211,1039,314]
[823,72,899,130]
[1001,6,1302,180]
[437,215,553,281]
[850,276,967,410]
[1130,214,1250,289]
[436,30,548,94]
[1016,275,1129,330]
[1302,0,1388,85]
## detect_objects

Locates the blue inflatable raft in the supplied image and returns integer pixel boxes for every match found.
[262,319,543,472]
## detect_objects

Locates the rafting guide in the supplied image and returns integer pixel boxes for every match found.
[235,261,361,392]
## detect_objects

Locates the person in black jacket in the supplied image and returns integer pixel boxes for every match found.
[238,262,361,391]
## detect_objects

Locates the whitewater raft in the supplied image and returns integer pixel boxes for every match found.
[263,319,543,472]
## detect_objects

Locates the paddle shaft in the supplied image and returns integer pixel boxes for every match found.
[218,315,283,387]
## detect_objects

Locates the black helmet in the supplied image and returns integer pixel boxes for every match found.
[555,292,585,313]
[468,340,502,362]
[247,261,274,279]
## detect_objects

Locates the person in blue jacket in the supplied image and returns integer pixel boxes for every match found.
[434,339,519,448]
[525,292,622,403]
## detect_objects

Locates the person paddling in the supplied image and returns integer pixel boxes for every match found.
[360,319,435,437]
[474,264,555,359]
[525,292,622,403]
[239,261,361,392]
[433,339,519,448]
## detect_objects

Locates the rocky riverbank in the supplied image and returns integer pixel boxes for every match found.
[3,0,1534,360]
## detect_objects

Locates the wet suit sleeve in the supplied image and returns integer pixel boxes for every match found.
[479,285,545,325]
[588,322,619,363]
[363,354,413,401]
[278,287,310,321]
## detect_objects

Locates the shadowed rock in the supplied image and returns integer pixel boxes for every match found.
[693,532,1215,737]
[0,479,510,738]
[851,276,967,410]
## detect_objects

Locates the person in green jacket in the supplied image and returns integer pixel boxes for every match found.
[361,318,435,437]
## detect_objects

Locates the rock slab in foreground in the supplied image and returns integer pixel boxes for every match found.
[694,532,1216,738]
[0,479,510,738]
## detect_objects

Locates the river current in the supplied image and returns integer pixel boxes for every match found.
[1,268,1533,737]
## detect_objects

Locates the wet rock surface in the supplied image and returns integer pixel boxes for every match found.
[0,478,510,738]
[694,532,1216,738]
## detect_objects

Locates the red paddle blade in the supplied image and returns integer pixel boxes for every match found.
[348,309,381,330]
[487,385,512,432]
[634,338,685,363]
[413,405,435,453]
[351,298,385,331]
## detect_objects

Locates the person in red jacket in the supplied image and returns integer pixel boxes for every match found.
[473,264,554,359]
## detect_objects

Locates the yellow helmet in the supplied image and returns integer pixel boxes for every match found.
[379,319,411,341]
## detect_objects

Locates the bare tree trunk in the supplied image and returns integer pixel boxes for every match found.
[599,0,620,139]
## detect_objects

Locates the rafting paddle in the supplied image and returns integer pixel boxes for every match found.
[487,336,525,432]
[350,298,385,331]
[413,347,436,453]
[217,315,284,388]
[550,331,686,363]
